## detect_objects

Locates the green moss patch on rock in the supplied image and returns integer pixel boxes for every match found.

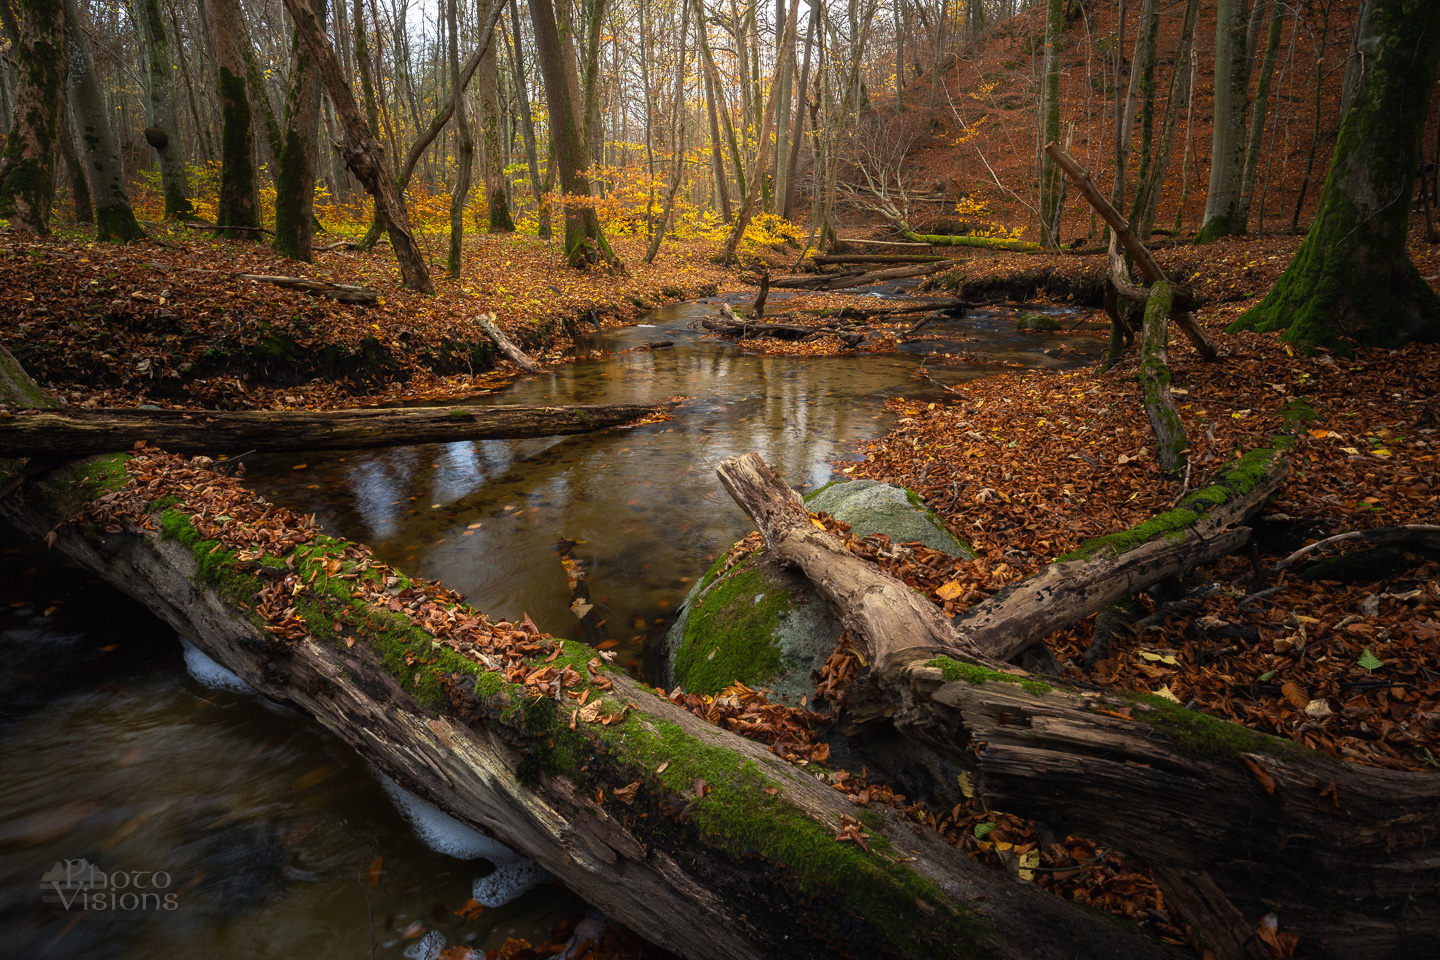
[804,479,974,558]
[669,558,801,697]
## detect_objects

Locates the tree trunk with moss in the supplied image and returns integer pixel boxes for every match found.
[274,0,325,261]
[717,451,1440,960]
[58,112,93,224]
[478,1,514,234]
[137,0,196,221]
[1230,0,1440,350]
[354,0,389,252]
[1197,0,1250,243]
[508,0,546,233]
[282,0,435,294]
[1038,0,1064,249]
[527,0,620,268]
[0,0,65,234]
[64,0,145,243]
[1133,0,1200,240]
[1137,281,1188,478]
[206,0,260,239]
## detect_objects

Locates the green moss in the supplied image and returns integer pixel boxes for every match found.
[593,713,996,958]
[672,563,788,694]
[802,479,842,503]
[1278,397,1319,424]
[1057,445,1284,561]
[1130,694,1306,762]
[1017,312,1062,331]
[927,656,1053,695]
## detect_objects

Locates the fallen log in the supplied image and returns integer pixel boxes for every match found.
[475,312,541,372]
[0,449,1182,960]
[716,451,1440,960]
[234,273,380,305]
[812,254,949,265]
[702,305,865,347]
[0,401,675,458]
[902,232,1041,253]
[771,260,954,290]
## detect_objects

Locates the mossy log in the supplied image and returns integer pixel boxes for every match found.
[1137,281,1189,479]
[902,232,1041,252]
[716,452,1440,960]
[811,254,949,265]
[0,401,673,458]
[0,456,1179,960]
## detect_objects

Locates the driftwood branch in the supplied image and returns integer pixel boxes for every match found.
[475,312,540,372]
[703,304,865,346]
[1273,524,1440,571]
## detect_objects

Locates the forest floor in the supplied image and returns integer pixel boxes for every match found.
[4,219,1439,956]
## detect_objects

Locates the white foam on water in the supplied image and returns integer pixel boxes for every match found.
[471,856,550,907]
[375,772,509,861]
[180,638,253,693]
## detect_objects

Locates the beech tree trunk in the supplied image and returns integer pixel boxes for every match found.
[642,0,689,264]
[447,0,474,275]
[526,0,620,268]
[282,0,436,294]
[1133,0,1200,240]
[274,0,325,261]
[1236,0,1284,228]
[508,0,548,233]
[1038,0,1064,249]
[0,401,673,458]
[0,0,65,234]
[137,0,196,221]
[479,0,515,233]
[64,0,146,242]
[1230,0,1440,349]
[206,0,260,239]
[1198,0,1251,242]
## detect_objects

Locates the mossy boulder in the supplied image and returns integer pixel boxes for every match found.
[665,482,971,706]
[1016,312,1062,332]
[803,480,974,558]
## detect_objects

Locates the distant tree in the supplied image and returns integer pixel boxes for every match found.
[274,0,325,261]
[1197,0,1250,242]
[1230,0,1440,350]
[447,0,474,274]
[479,0,515,233]
[137,0,197,221]
[0,0,65,234]
[64,0,146,242]
[206,0,261,239]
[1038,0,1064,249]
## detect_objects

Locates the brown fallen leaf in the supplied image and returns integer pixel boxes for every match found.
[613,781,640,804]
[453,898,486,919]
[366,854,383,888]
[1242,756,1277,797]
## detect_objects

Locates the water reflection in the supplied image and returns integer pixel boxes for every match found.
[248,300,1103,677]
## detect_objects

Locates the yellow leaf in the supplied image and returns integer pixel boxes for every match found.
[1153,684,1182,703]
[1017,848,1041,882]
[1341,447,1361,455]
[957,770,975,799]
[936,581,964,601]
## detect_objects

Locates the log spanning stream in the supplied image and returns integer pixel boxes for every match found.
[0,296,1101,959]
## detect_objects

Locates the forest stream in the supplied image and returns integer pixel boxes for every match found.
[0,295,1102,959]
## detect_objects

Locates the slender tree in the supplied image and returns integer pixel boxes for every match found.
[137,0,196,221]
[64,0,145,242]
[448,0,474,274]
[479,0,515,232]
[275,0,326,260]
[1038,0,1064,249]
[0,0,65,234]
[282,0,436,293]
[1132,0,1200,239]
[1230,0,1440,349]
[1236,0,1285,228]
[643,0,690,263]
[508,0,548,235]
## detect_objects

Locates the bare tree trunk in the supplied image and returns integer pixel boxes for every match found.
[1134,0,1200,239]
[282,0,436,293]
[508,0,546,231]
[479,0,515,232]
[1038,0,1064,248]
[137,0,196,221]
[65,0,145,242]
[448,0,474,274]
[0,0,65,234]
[58,111,93,223]
[782,7,816,220]
[722,0,800,260]
[774,0,795,213]
[643,0,690,263]
[1237,0,1284,228]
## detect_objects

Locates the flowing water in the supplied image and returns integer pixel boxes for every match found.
[0,296,1102,957]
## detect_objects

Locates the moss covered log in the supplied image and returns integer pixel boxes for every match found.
[1229,0,1440,350]
[903,231,1041,252]
[0,448,1179,960]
